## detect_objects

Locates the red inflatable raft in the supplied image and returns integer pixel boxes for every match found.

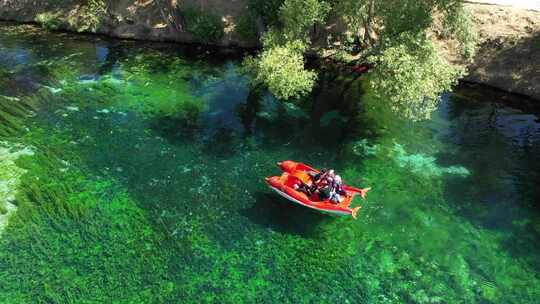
[265,160,371,219]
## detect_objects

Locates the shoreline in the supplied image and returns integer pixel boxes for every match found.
[466,0,540,11]
[0,1,539,104]
[456,81,540,114]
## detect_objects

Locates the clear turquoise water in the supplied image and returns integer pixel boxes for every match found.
[1,23,539,303]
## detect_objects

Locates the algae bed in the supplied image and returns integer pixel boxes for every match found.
[1,23,540,303]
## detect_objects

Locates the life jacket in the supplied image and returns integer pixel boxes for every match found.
[291,170,311,185]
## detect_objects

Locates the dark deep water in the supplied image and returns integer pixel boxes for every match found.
[1,23,540,303]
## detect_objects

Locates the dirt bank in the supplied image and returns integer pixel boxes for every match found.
[0,0,255,47]
[439,2,540,101]
[468,0,540,11]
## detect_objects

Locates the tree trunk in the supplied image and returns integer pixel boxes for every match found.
[363,0,375,47]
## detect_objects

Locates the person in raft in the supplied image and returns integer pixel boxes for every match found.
[330,175,347,203]
[294,169,328,197]
[307,169,346,204]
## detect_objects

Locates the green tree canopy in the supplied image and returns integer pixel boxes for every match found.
[366,32,462,121]
[243,41,317,100]
[244,0,477,120]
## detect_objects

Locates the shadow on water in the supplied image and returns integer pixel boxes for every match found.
[147,116,201,145]
[436,91,540,272]
[440,92,540,216]
[240,191,329,238]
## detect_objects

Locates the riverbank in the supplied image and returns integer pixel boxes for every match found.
[0,0,256,47]
[440,2,540,101]
[0,1,539,101]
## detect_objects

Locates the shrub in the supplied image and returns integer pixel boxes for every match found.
[443,3,479,59]
[35,12,63,31]
[181,7,224,44]
[235,13,259,42]
[247,0,284,27]
[75,0,108,33]
[280,0,330,41]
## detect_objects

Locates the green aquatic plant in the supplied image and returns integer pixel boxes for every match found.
[0,96,25,137]
[50,51,213,123]
[0,93,46,138]
[447,254,475,301]
[0,129,175,303]
[97,77,206,122]
[34,55,85,85]
[351,138,380,156]
[390,143,470,178]
[0,184,174,303]
[341,133,540,303]
[1,23,539,303]
[351,138,469,179]
[0,69,24,97]
[0,143,33,231]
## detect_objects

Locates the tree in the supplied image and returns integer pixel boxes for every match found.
[243,0,331,100]
[365,32,462,121]
[244,0,477,120]
[243,41,317,100]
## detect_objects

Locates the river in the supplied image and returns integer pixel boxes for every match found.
[1,23,539,303]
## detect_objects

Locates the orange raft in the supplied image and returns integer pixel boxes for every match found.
[265,160,371,219]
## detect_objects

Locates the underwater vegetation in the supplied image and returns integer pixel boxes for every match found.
[340,134,540,303]
[0,93,49,138]
[0,23,539,303]
[0,142,174,303]
[0,143,33,231]
[390,142,469,177]
[0,67,14,94]
[47,49,230,127]
[352,139,470,178]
